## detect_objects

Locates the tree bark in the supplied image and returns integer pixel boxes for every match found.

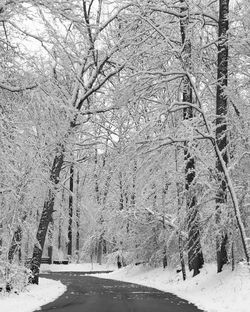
[58,188,65,250]
[48,221,53,264]
[216,0,229,273]
[30,149,64,284]
[8,208,27,263]
[180,0,204,276]
[67,164,74,258]
[8,225,22,263]
[76,170,80,258]
[179,233,186,281]
[119,172,124,211]
[97,235,103,265]
[175,148,187,281]
[131,160,137,208]
[0,223,2,256]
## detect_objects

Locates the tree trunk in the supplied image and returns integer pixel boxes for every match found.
[67,164,74,258]
[176,147,187,281]
[76,170,80,259]
[48,222,53,264]
[0,223,2,256]
[119,172,124,211]
[8,225,22,263]
[216,0,230,273]
[94,149,100,204]
[58,189,65,251]
[30,149,64,284]
[58,216,62,250]
[180,1,204,276]
[97,235,103,265]
[131,160,137,208]
[231,241,235,271]
[179,233,186,281]
[8,211,27,263]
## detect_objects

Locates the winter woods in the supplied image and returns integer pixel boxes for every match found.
[0,0,250,286]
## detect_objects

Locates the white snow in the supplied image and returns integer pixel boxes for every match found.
[0,277,66,312]
[2,262,249,312]
[0,262,114,312]
[41,262,116,272]
[95,263,250,312]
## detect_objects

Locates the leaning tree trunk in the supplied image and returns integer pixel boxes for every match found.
[215,0,229,273]
[180,1,204,276]
[30,149,64,284]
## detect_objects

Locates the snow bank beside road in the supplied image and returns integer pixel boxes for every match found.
[41,262,116,272]
[0,278,66,312]
[96,263,250,312]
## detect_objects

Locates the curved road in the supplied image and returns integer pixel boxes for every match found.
[37,272,203,312]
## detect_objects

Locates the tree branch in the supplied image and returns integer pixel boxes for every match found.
[0,82,37,92]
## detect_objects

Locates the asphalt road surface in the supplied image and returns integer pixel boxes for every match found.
[37,272,204,312]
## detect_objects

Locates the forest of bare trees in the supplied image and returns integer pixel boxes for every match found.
[0,0,250,287]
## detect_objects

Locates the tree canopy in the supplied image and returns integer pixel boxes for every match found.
[0,0,250,286]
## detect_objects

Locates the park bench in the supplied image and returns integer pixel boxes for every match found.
[52,260,69,265]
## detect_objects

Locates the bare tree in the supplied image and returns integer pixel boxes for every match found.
[215,0,229,273]
[180,0,204,276]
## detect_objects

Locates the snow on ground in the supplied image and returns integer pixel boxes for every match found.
[3,261,247,312]
[0,262,114,312]
[95,263,250,312]
[41,262,116,272]
[0,278,66,312]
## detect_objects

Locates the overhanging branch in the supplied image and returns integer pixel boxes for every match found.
[0,82,37,92]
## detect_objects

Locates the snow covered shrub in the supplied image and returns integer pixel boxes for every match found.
[0,261,32,293]
[104,250,128,267]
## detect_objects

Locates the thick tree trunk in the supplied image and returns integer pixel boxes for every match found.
[216,0,229,273]
[67,164,74,258]
[30,150,64,284]
[180,1,204,276]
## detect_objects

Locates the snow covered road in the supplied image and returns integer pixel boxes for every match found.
[36,272,203,312]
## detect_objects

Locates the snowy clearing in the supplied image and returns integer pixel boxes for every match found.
[0,278,66,312]
[95,263,250,312]
[41,262,116,272]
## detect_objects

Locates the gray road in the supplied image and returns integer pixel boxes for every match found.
[37,272,204,312]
